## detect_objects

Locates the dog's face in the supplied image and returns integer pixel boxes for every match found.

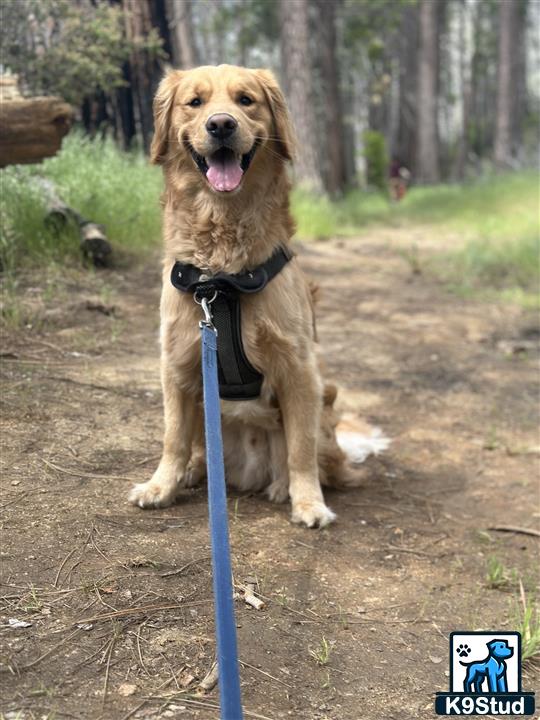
[151,65,294,195]
[488,640,513,659]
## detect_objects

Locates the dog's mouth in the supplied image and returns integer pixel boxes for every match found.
[188,143,258,193]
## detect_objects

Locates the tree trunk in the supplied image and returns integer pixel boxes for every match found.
[415,0,440,183]
[313,0,347,196]
[511,1,527,160]
[454,0,473,179]
[123,0,162,152]
[116,61,137,150]
[494,0,514,168]
[395,2,418,175]
[279,0,323,192]
[512,0,528,160]
[165,0,199,68]
[494,0,527,168]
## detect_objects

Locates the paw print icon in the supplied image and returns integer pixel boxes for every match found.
[456,643,471,658]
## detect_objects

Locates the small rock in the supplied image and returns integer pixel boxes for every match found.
[76,623,93,631]
[8,618,32,628]
[179,671,195,688]
[11,480,20,486]
[429,655,443,664]
[118,683,137,697]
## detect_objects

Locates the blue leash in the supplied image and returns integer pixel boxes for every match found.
[199,296,244,720]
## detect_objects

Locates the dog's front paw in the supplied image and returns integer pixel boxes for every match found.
[129,478,177,509]
[291,500,336,528]
[129,464,182,509]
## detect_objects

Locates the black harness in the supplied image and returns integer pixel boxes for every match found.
[170,246,293,401]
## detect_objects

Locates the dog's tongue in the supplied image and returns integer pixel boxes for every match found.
[206,152,243,192]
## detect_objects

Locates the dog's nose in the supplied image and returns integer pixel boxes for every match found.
[206,113,238,140]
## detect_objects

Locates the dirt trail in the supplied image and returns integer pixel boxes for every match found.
[1,230,539,720]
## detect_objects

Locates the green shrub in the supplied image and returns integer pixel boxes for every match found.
[291,170,539,306]
[363,130,388,193]
[0,132,163,271]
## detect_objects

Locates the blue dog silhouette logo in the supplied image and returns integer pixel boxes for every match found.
[435,631,535,715]
[460,638,513,693]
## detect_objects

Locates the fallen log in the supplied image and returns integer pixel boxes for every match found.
[33,177,112,267]
[0,96,73,168]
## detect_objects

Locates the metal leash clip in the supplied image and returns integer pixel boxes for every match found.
[194,290,218,332]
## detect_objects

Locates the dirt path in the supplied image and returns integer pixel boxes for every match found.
[1,231,539,720]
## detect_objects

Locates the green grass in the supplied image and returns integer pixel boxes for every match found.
[293,171,539,240]
[291,187,389,238]
[517,595,540,662]
[292,171,539,305]
[485,556,519,590]
[309,636,333,666]
[0,132,162,271]
[1,135,537,308]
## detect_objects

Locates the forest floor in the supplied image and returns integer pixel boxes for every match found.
[1,227,539,720]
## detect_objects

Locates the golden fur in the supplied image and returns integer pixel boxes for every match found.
[129,65,348,527]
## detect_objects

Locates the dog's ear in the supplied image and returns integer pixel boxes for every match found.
[150,70,184,165]
[253,69,296,161]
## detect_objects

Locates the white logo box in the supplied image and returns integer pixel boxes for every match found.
[450,632,520,693]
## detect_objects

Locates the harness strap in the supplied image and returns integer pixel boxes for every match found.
[171,246,293,401]
[171,245,293,295]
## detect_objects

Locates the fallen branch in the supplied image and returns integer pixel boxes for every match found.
[386,545,441,558]
[101,635,116,712]
[160,556,211,578]
[235,582,265,610]
[75,599,212,625]
[53,546,78,587]
[240,660,292,688]
[23,628,81,670]
[43,458,138,482]
[198,660,219,692]
[487,526,540,538]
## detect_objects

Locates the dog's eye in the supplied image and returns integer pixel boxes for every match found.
[188,97,202,107]
[239,95,253,107]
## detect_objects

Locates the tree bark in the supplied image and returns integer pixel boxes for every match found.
[494,0,514,168]
[454,0,473,179]
[279,0,323,192]
[123,0,161,152]
[395,2,418,174]
[511,1,527,158]
[0,97,72,168]
[313,0,347,196]
[415,0,440,183]
[494,0,526,168]
[165,0,199,68]
[116,61,137,150]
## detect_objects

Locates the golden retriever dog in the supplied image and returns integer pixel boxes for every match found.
[129,65,360,527]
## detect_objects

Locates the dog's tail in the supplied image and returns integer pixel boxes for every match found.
[336,413,391,466]
[319,384,391,489]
